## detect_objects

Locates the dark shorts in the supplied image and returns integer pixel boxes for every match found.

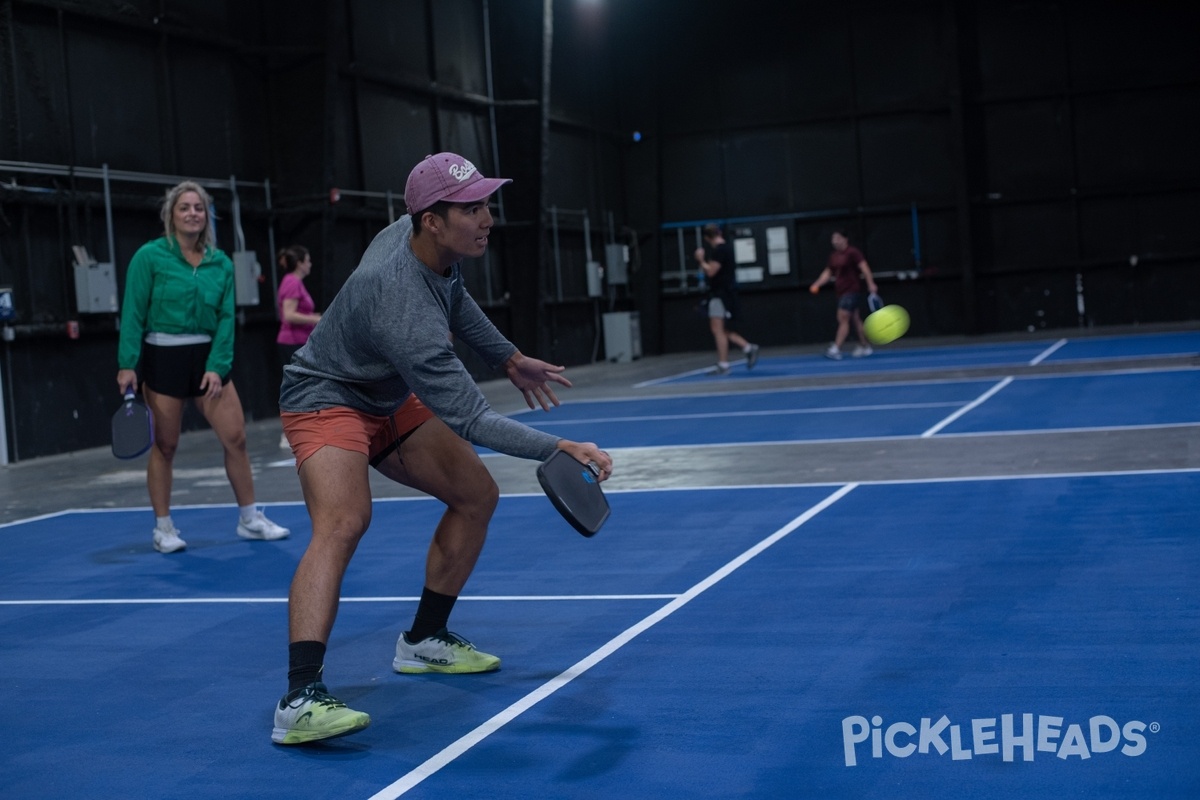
[837,292,862,312]
[141,341,230,399]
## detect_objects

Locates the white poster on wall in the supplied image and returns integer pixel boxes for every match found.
[766,226,790,275]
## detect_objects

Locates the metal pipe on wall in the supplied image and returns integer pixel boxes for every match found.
[482,0,505,224]
[102,164,116,265]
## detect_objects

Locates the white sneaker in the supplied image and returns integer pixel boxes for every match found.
[152,527,187,554]
[237,510,290,541]
[825,345,843,360]
[393,628,501,674]
[272,682,370,745]
[852,345,873,358]
[279,433,290,449]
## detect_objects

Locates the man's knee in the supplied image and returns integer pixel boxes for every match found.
[309,502,372,544]
[453,463,499,519]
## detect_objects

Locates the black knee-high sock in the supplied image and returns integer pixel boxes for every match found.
[288,640,327,693]
[406,587,458,642]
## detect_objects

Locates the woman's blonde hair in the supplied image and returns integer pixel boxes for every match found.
[160,180,217,252]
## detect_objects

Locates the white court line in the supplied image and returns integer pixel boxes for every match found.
[634,343,1198,389]
[921,377,1013,438]
[540,363,1200,417]
[0,594,677,607]
[522,401,963,427]
[0,509,73,528]
[1030,338,1068,365]
[367,483,857,799]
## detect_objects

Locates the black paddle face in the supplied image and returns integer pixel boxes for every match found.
[537,449,611,537]
[112,393,154,459]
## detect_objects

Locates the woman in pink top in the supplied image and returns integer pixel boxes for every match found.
[276,245,321,362]
[276,245,321,446]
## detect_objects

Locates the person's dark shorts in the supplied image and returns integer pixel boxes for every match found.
[837,292,862,312]
[141,341,230,399]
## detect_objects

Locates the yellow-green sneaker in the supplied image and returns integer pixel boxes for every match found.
[393,628,501,674]
[271,682,370,745]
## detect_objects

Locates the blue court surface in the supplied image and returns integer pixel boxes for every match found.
[638,330,1200,386]
[3,473,1198,799]
[3,331,1199,799]
[509,367,1200,448]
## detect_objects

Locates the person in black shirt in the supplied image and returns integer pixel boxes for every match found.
[694,224,759,374]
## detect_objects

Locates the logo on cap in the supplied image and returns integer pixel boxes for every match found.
[448,161,478,183]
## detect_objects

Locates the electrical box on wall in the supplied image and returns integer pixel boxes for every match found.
[605,243,629,285]
[602,311,641,363]
[232,251,261,306]
[73,263,119,313]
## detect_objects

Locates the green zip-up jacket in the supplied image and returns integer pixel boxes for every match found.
[117,236,237,376]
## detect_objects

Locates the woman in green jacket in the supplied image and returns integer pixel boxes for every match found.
[116,180,288,554]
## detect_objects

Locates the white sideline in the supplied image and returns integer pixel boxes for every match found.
[367,483,858,799]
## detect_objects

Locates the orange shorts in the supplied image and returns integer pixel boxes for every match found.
[280,394,435,470]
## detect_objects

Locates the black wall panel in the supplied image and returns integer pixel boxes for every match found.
[4,17,65,162]
[975,201,1076,273]
[973,0,1069,99]
[549,0,619,127]
[171,45,268,180]
[851,0,947,112]
[722,130,793,218]
[349,0,428,79]
[977,271,1081,333]
[1067,1,1200,91]
[858,113,953,205]
[356,87,431,192]
[1074,89,1200,192]
[432,0,489,95]
[661,135,724,221]
[66,28,163,170]
[788,121,861,209]
[546,130,596,213]
[981,100,1073,197]
[437,106,496,178]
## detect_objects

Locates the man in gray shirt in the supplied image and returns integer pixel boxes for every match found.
[272,152,614,745]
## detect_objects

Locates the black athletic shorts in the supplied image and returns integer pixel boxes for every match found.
[141,341,231,399]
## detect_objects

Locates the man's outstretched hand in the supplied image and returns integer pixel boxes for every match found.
[505,352,572,411]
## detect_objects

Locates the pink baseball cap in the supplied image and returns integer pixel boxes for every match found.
[404,152,512,215]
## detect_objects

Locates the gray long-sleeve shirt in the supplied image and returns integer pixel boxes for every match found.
[279,216,559,461]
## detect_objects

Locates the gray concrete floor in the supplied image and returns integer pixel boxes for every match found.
[2,327,1196,526]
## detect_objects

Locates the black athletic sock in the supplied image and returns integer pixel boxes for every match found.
[406,587,458,643]
[287,640,327,693]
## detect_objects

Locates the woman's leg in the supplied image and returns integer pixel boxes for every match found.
[142,387,186,517]
[196,380,255,506]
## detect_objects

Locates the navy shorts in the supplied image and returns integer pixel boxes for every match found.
[141,341,230,399]
[837,292,862,312]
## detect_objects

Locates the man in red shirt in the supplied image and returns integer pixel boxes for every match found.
[809,230,878,360]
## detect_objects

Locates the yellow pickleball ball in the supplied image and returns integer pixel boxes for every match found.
[863,304,910,345]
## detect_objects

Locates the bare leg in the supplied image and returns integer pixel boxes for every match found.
[850,310,869,346]
[709,317,729,364]
[372,417,499,596]
[195,381,255,507]
[289,446,373,643]
[142,387,186,517]
[834,308,852,349]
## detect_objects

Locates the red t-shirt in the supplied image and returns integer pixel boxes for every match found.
[827,246,866,297]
